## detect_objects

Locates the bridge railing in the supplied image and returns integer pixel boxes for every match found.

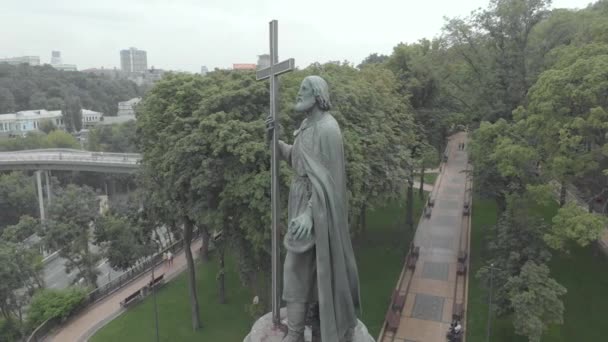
[0,151,141,165]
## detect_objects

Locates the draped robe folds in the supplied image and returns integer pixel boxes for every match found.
[280,112,361,342]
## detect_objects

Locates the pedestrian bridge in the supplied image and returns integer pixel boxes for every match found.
[0,149,141,173]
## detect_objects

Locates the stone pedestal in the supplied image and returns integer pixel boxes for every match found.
[244,308,375,342]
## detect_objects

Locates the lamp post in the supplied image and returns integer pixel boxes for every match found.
[147,233,160,342]
[151,259,160,342]
[486,263,499,342]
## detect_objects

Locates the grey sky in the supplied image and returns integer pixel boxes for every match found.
[0,0,594,72]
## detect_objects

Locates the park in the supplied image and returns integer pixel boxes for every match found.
[1,1,608,342]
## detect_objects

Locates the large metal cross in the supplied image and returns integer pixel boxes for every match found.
[256,19,295,327]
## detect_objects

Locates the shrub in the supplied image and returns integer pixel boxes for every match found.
[27,287,88,329]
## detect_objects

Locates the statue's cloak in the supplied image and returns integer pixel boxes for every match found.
[291,113,361,341]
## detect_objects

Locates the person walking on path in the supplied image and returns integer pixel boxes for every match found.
[167,251,174,267]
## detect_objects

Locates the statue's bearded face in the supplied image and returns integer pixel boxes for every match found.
[294,79,316,113]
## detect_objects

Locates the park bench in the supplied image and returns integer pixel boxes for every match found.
[457,262,467,275]
[391,290,406,311]
[452,303,464,320]
[407,256,417,270]
[458,251,468,263]
[120,289,142,308]
[385,309,401,332]
[148,274,165,289]
[462,203,470,216]
[411,245,420,258]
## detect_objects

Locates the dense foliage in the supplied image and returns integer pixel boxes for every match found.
[0,172,37,230]
[26,287,88,329]
[0,64,140,116]
[40,184,101,288]
[135,62,417,326]
[454,1,608,340]
[86,121,138,153]
[0,130,79,152]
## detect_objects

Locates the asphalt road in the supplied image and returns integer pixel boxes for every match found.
[42,225,172,289]
[43,255,125,289]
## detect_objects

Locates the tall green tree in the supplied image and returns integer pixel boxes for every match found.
[95,213,153,271]
[0,64,140,115]
[0,172,37,231]
[62,96,82,132]
[357,53,389,68]
[0,241,44,328]
[505,261,567,342]
[477,193,553,314]
[0,88,16,112]
[417,142,439,199]
[41,184,101,287]
[545,202,607,251]
[1,216,40,243]
[136,74,207,330]
[87,121,138,152]
[442,0,552,122]
[522,47,608,207]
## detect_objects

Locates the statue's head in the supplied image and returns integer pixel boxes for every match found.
[294,75,331,113]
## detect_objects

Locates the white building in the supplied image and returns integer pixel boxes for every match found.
[81,109,103,128]
[52,64,78,71]
[117,98,141,116]
[49,51,77,71]
[0,110,64,136]
[0,56,40,66]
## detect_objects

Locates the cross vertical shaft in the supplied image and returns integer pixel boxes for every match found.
[269,20,281,328]
[256,19,295,327]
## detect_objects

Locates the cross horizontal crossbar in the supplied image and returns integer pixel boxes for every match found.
[256,58,295,80]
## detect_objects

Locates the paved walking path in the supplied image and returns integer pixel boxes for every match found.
[49,239,203,342]
[379,132,472,342]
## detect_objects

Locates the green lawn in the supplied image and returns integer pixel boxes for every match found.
[92,193,427,342]
[466,197,608,342]
[90,255,253,342]
[356,192,427,337]
[414,172,438,187]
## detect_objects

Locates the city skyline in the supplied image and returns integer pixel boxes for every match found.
[1,0,595,73]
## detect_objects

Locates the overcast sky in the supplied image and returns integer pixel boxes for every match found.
[0,0,595,72]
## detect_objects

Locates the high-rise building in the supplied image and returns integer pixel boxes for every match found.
[120,47,147,73]
[51,51,62,65]
[200,66,209,75]
[0,56,40,66]
[257,54,270,69]
[49,51,77,71]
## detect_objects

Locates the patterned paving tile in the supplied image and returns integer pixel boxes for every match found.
[443,186,461,196]
[432,214,458,228]
[421,261,450,281]
[435,200,460,211]
[430,235,453,250]
[412,293,445,322]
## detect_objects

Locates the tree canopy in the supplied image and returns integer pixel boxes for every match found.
[0,64,140,116]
